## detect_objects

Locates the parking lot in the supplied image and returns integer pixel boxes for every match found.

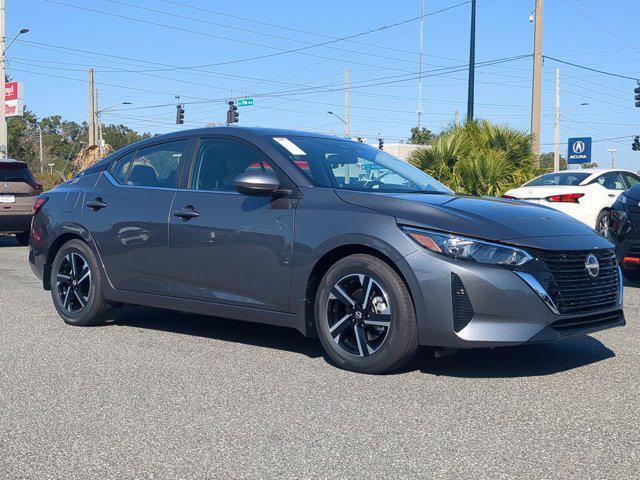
[0,235,638,480]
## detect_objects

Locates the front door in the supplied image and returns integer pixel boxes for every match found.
[84,139,191,295]
[169,137,295,311]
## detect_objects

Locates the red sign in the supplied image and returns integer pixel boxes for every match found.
[5,81,19,101]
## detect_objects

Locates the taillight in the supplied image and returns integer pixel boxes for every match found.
[545,193,584,203]
[33,196,48,214]
[501,195,517,199]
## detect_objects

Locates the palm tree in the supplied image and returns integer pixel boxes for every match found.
[408,120,540,196]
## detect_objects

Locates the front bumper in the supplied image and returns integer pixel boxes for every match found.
[402,249,624,349]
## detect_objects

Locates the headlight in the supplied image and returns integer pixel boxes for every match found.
[402,227,533,266]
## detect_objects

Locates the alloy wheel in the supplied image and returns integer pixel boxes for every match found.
[326,274,392,357]
[597,214,610,238]
[56,252,92,313]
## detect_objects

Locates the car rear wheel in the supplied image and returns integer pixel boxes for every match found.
[15,231,29,246]
[315,254,418,374]
[596,210,610,238]
[50,239,112,326]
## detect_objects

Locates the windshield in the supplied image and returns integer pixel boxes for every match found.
[525,172,590,187]
[271,136,452,194]
[0,164,35,183]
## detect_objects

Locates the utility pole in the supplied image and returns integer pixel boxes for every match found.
[39,128,43,173]
[607,148,617,168]
[531,0,544,159]
[88,68,96,146]
[0,0,6,159]
[417,0,424,128]
[554,68,560,171]
[96,89,105,156]
[345,67,350,137]
[454,110,459,127]
[466,0,476,122]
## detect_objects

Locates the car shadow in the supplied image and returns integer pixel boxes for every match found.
[623,278,640,288]
[112,306,325,359]
[412,335,615,378]
[112,306,614,377]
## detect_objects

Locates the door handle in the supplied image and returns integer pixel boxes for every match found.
[608,194,616,198]
[86,198,107,210]
[173,206,200,220]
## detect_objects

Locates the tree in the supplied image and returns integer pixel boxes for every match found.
[101,124,151,151]
[409,126,436,145]
[539,152,567,170]
[7,108,39,168]
[408,119,541,196]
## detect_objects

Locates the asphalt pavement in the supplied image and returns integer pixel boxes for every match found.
[0,234,638,479]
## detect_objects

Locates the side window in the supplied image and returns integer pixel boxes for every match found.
[624,173,640,188]
[190,138,273,192]
[126,141,188,188]
[110,151,136,184]
[595,172,625,191]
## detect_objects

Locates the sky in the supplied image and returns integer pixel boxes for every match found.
[6,0,640,170]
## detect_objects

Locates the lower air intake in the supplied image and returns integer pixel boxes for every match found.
[451,273,474,332]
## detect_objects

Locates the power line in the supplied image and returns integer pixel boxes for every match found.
[543,55,639,81]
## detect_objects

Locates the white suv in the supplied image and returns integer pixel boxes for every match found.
[503,169,640,235]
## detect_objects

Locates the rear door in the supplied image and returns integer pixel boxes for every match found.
[83,139,192,295]
[168,136,296,311]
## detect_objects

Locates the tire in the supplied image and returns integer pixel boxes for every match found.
[315,254,419,374]
[15,231,30,246]
[595,210,610,238]
[50,239,113,326]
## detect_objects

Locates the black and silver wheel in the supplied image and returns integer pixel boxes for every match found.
[50,239,112,326]
[596,210,610,238]
[315,254,418,374]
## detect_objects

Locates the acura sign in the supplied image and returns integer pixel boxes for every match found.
[567,137,592,164]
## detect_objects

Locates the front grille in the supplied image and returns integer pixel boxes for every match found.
[451,273,474,332]
[550,310,624,332]
[533,249,620,315]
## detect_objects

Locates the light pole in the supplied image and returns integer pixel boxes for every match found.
[607,148,618,169]
[466,0,476,122]
[327,111,347,128]
[0,11,29,159]
[554,102,588,171]
[96,101,131,156]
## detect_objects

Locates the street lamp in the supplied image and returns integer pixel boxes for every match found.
[554,102,589,171]
[326,111,347,126]
[606,148,618,169]
[4,28,29,53]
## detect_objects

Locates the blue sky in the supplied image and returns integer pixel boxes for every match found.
[7,0,640,169]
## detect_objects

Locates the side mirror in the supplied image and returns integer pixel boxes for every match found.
[234,171,281,196]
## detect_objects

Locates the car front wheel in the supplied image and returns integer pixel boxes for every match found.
[596,210,610,238]
[315,254,419,374]
[50,239,112,326]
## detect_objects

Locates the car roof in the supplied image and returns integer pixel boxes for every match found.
[89,127,349,170]
[0,158,28,168]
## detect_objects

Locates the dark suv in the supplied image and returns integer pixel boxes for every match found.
[0,159,42,245]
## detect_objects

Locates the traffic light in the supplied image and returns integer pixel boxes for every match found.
[378,138,384,150]
[635,84,640,107]
[227,100,239,124]
[176,104,185,124]
[633,136,640,151]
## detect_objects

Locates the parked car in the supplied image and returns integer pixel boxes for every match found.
[608,183,640,281]
[29,128,624,373]
[0,158,42,245]
[503,169,640,235]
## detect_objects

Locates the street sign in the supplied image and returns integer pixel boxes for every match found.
[5,81,24,117]
[237,98,253,107]
[567,137,592,164]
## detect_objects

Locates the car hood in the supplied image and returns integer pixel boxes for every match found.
[336,190,612,250]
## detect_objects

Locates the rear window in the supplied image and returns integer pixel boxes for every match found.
[0,164,35,183]
[525,172,590,186]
